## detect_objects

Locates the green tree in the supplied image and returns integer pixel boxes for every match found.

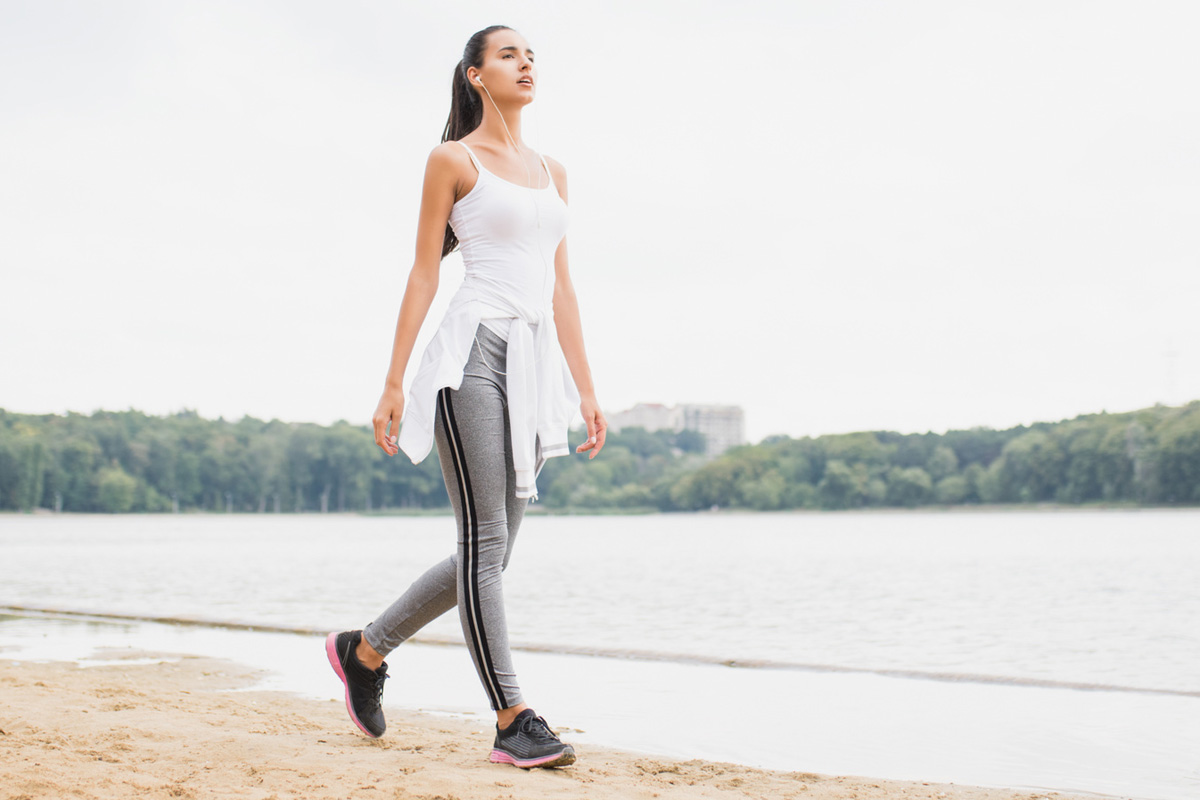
[22,438,47,510]
[96,463,137,513]
[0,434,22,509]
[672,429,707,454]
[1058,422,1106,503]
[783,481,818,508]
[818,459,865,509]
[669,459,737,510]
[741,468,786,510]
[886,466,933,507]
[822,432,894,467]
[995,430,1065,502]
[934,474,970,504]
[56,438,101,510]
[1125,420,1159,502]
[1095,425,1134,500]
[5,399,1200,515]
[324,422,373,512]
[926,445,959,481]
[976,458,1006,503]
[1156,406,1200,502]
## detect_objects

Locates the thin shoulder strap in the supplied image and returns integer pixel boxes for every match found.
[456,140,483,172]
[538,153,555,189]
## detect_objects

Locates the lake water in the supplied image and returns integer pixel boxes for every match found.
[2,509,1198,799]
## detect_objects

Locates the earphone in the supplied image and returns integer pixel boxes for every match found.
[471,72,546,195]
[466,66,554,374]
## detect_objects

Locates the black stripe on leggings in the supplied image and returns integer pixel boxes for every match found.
[439,387,506,711]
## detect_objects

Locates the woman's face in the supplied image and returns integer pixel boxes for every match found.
[471,29,537,105]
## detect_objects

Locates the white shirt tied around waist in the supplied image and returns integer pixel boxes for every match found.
[397,283,580,500]
[397,140,577,501]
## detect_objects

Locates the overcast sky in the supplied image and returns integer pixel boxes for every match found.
[2,0,1197,445]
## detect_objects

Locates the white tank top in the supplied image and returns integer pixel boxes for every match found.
[449,141,569,341]
[397,139,578,501]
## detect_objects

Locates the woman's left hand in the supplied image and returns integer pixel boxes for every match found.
[576,397,607,459]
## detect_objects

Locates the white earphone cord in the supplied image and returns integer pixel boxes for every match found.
[471,76,552,378]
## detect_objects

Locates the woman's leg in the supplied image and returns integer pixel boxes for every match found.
[434,371,525,711]
[329,326,543,746]
[360,555,457,659]
[357,529,524,668]
[443,366,576,764]
[360,339,527,663]
[358,513,524,664]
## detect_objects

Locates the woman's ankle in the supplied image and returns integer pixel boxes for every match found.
[355,635,385,671]
[496,703,529,730]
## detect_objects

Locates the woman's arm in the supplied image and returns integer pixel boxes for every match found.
[371,143,463,456]
[546,157,607,459]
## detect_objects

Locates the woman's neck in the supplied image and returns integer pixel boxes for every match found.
[476,104,526,152]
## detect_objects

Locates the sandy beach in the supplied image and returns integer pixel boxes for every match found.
[0,651,1098,800]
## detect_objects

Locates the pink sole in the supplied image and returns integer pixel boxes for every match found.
[325,632,379,738]
[489,748,576,768]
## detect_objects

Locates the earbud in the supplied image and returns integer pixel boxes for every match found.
[474,76,483,85]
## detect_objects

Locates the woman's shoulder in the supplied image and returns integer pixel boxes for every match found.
[541,153,566,178]
[541,154,568,202]
[423,141,479,199]
[428,139,473,166]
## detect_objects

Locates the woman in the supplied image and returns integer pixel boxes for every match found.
[325,25,606,770]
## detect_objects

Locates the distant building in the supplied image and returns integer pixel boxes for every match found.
[608,402,675,434]
[608,402,746,458]
[676,404,747,458]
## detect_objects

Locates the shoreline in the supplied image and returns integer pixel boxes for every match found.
[6,605,1196,701]
[0,653,1099,800]
[6,503,1199,517]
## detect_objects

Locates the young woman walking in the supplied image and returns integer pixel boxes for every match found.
[325,25,606,769]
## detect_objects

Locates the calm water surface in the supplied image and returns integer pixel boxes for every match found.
[3,510,1199,800]
[2,509,1197,694]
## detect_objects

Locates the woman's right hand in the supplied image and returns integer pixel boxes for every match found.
[372,385,405,456]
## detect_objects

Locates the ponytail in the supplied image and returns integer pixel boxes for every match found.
[439,25,512,260]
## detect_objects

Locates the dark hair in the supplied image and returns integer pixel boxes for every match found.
[440,25,513,259]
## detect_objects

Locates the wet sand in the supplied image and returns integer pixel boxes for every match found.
[0,653,1094,800]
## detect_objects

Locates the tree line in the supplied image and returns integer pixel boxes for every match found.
[666,401,1200,510]
[1,401,1197,514]
[0,407,705,514]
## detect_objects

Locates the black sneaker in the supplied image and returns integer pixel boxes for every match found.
[489,708,576,768]
[325,630,388,737]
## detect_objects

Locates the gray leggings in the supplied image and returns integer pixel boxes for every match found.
[363,322,527,710]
